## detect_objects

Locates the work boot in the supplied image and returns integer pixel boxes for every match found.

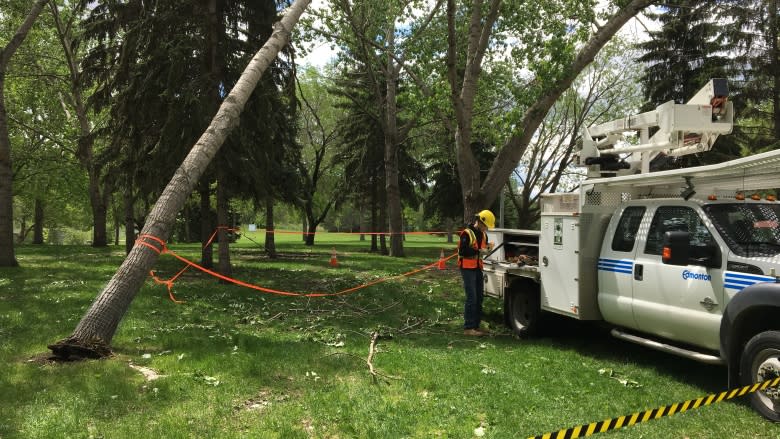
[463,328,484,336]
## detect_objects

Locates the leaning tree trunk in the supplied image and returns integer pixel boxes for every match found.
[0,0,48,267]
[48,0,312,359]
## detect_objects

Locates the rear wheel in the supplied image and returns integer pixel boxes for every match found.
[507,285,540,336]
[740,330,780,421]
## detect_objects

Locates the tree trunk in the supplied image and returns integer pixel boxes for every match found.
[370,174,378,252]
[216,168,231,278]
[384,25,404,257]
[0,0,48,267]
[89,174,109,246]
[48,0,312,359]
[199,181,214,267]
[304,220,317,245]
[445,217,454,244]
[50,2,111,248]
[264,196,276,258]
[379,186,388,255]
[124,183,135,254]
[33,198,44,244]
[113,202,121,246]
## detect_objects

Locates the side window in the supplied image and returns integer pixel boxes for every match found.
[611,206,646,252]
[645,206,715,256]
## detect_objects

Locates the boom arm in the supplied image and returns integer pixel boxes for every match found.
[578,79,734,178]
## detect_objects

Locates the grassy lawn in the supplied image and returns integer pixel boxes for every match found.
[1,232,777,438]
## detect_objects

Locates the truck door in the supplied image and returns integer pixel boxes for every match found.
[631,205,724,351]
[597,206,645,330]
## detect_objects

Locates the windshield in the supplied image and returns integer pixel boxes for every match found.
[704,203,780,257]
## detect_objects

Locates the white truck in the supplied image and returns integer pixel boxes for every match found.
[482,79,780,420]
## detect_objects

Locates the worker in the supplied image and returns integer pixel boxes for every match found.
[458,209,495,336]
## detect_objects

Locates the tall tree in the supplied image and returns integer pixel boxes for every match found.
[49,0,115,247]
[0,0,48,267]
[49,0,312,359]
[719,0,780,152]
[639,1,728,107]
[311,0,442,256]
[443,0,654,220]
[295,67,343,246]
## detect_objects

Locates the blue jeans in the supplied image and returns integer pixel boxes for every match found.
[460,268,484,329]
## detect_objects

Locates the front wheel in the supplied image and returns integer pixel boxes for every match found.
[507,287,540,336]
[740,330,780,421]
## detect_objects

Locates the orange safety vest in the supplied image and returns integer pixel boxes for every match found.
[458,227,487,269]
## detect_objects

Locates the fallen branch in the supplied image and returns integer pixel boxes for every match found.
[366,331,379,378]
[367,331,401,382]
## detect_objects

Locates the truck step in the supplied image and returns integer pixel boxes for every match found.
[611,329,723,365]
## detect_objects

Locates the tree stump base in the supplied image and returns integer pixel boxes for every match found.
[48,337,112,360]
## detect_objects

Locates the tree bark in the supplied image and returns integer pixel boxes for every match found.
[49,0,312,359]
[265,196,276,258]
[199,181,214,267]
[33,198,44,244]
[0,0,48,267]
[88,175,109,246]
[370,174,378,252]
[216,167,231,277]
[384,24,404,257]
[124,182,135,254]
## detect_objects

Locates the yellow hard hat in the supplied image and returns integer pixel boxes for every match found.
[476,210,495,229]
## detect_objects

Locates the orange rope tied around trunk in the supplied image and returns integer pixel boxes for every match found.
[135,233,458,302]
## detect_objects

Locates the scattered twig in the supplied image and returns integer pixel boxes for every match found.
[263,312,284,323]
[366,331,402,382]
[398,317,426,334]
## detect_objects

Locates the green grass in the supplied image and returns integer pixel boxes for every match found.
[0,232,778,438]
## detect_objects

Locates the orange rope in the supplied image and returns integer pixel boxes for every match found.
[203,225,240,248]
[136,233,457,302]
[253,229,451,236]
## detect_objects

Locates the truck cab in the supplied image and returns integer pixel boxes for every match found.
[598,198,780,352]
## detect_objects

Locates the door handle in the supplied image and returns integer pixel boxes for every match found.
[634,264,643,281]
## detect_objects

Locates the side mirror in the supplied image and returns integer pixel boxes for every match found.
[662,231,689,265]
[695,242,722,268]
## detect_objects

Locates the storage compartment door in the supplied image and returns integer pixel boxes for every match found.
[540,216,581,318]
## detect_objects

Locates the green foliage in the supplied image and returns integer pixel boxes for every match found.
[2,0,91,239]
[637,1,736,163]
[80,0,298,226]
[717,0,780,153]
[1,240,778,437]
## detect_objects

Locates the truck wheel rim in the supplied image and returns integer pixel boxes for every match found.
[753,348,780,411]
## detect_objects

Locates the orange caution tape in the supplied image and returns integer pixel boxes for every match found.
[135,233,458,302]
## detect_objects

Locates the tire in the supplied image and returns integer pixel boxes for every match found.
[740,330,780,422]
[507,287,540,336]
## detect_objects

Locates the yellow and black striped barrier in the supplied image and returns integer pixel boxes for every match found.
[528,377,780,439]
